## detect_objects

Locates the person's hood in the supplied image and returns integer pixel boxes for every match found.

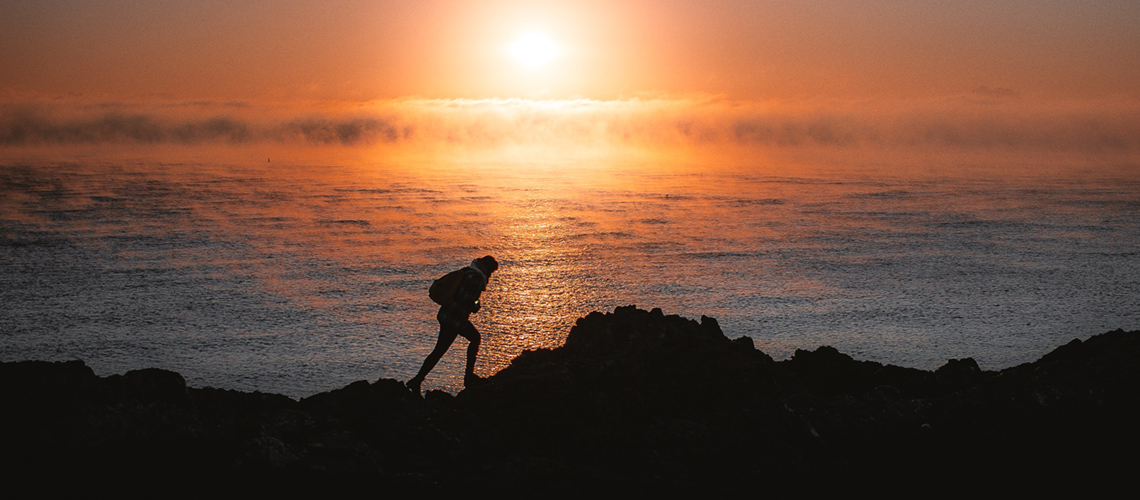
[468,259,488,279]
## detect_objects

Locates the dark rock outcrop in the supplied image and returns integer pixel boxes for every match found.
[3,306,1137,496]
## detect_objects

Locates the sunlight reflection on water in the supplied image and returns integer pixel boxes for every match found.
[2,158,1138,396]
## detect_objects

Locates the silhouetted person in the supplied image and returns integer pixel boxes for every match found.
[407,256,499,396]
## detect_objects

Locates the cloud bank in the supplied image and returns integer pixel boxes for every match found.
[3,95,1139,157]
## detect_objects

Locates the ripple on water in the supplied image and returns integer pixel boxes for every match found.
[2,161,1138,397]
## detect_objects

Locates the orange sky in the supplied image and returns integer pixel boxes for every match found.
[4,0,1138,101]
[2,1,1139,160]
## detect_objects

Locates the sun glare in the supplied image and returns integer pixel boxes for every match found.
[510,32,560,68]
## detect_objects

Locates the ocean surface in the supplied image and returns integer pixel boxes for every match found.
[2,157,1138,397]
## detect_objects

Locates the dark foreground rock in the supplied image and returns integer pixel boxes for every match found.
[3,306,1138,496]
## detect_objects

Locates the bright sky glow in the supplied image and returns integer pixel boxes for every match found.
[0,0,1138,160]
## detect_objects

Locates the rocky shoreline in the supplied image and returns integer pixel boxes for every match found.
[4,306,1138,496]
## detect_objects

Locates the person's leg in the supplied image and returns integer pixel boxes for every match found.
[408,326,458,392]
[458,322,481,385]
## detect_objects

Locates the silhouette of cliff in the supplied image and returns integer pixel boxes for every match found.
[3,306,1138,496]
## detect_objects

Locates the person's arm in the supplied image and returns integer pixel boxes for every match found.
[454,272,485,313]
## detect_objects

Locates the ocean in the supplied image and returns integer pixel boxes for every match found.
[2,156,1138,397]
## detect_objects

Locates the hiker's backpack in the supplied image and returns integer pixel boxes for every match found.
[429,268,481,305]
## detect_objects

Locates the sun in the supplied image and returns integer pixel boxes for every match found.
[509,32,561,69]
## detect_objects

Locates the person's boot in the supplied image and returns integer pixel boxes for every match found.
[464,373,484,388]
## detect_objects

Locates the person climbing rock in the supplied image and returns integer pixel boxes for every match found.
[406,255,499,395]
